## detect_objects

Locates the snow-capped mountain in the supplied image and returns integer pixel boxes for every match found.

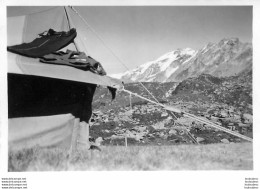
[111,38,252,83]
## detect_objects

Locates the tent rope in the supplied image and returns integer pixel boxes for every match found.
[70,6,160,103]
[121,88,253,142]
[168,110,199,144]
[63,7,79,52]
[70,6,252,143]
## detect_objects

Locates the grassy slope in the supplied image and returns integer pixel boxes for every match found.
[9,142,253,171]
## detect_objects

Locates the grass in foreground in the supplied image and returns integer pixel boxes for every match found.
[8,143,253,171]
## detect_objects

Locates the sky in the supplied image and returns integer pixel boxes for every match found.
[72,6,252,74]
[7,6,252,74]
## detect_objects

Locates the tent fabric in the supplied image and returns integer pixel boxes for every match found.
[7,28,77,58]
[7,7,57,17]
[7,15,26,46]
[40,50,107,75]
[9,114,90,151]
[7,7,69,47]
[8,52,122,88]
[8,73,97,123]
[7,7,123,88]
[6,7,122,152]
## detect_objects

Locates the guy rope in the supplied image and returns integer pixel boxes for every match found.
[70,6,253,143]
[121,88,253,142]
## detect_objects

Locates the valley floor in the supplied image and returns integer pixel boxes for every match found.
[9,142,253,171]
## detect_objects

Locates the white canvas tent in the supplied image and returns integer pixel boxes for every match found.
[7,6,122,88]
[7,6,122,151]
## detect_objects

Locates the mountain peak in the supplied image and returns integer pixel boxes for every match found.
[110,38,251,83]
[156,48,196,62]
[219,37,240,46]
[174,48,196,55]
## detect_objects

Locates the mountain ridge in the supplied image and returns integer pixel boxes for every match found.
[110,38,252,83]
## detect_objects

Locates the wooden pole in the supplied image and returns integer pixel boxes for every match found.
[64,6,80,52]
[125,136,127,147]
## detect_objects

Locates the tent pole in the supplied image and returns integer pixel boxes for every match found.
[64,6,79,52]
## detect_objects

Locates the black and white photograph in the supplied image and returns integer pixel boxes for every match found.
[1,1,260,189]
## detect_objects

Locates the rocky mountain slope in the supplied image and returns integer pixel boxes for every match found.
[95,70,252,111]
[91,71,252,146]
[111,38,252,83]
